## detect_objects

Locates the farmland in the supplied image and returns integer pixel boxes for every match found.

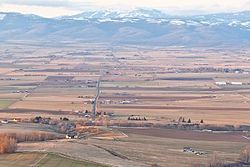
[0,152,109,167]
[0,42,250,166]
[1,43,250,125]
[0,100,14,109]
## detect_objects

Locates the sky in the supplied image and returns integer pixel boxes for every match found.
[0,0,250,18]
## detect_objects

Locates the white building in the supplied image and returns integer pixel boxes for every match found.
[120,100,131,104]
[1,120,8,124]
[231,82,243,85]
[215,82,227,86]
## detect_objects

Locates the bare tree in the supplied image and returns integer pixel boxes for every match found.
[0,134,17,154]
[209,153,224,167]
[240,145,250,164]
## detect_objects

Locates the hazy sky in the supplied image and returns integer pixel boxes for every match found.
[0,0,250,17]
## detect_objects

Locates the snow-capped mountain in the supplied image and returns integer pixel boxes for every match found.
[58,9,250,28]
[0,9,250,46]
[59,8,169,21]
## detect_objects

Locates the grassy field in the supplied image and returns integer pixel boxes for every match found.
[0,100,15,109]
[0,152,109,167]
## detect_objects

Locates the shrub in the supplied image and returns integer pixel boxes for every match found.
[0,134,17,154]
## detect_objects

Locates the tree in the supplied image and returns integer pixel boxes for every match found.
[200,119,204,124]
[188,118,192,123]
[63,117,69,121]
[209,153,224,167]
[178,117,183,123]
[0,135,17,154]
[240,145,250,164]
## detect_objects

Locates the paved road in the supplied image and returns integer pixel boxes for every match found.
[92,76,101,117]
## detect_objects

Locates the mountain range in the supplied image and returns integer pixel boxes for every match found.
[0,8,250,46]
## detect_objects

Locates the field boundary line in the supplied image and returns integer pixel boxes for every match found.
[30,153,48,167]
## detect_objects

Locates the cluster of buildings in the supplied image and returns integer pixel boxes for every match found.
[183,147,206,156]
[215,81,243,86]
[128,115,147,121]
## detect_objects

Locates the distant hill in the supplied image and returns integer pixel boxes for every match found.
[1,9,250,46]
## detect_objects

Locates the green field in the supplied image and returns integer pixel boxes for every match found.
[0,100,15,109]
[0,152,109,167]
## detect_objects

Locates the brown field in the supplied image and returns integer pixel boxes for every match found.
[0,152,109,167]
[17,129,249,167]
[0,43,250,166]
[119,128,249,142]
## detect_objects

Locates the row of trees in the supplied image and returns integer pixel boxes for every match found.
[5,132,60,142]
[0,132,62,154]
[177,117,204,124]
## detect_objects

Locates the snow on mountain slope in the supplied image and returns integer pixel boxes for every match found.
[0,13,6,20]
[1,9,250,46]
[59,8,250,29]
[169,20,186,26]
[60,8,169,21]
